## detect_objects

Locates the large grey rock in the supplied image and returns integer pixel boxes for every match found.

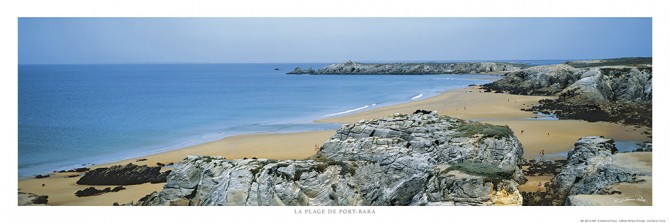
[482,64,581,95]
[288,61,526,75]
[551,136,651,204]
[559,66,652,105]
[137,112,526,206]
[484,63,652,126]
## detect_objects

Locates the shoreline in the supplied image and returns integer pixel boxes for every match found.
[19,75,499,179]
[18,86,651,205]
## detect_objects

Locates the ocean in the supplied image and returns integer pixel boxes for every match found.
[18,63,501,177]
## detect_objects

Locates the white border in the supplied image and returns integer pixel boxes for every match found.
[2,0,668,222]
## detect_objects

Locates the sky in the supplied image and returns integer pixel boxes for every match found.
[18,18,652,64]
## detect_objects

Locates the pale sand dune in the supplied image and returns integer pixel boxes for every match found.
[18,87,651,205]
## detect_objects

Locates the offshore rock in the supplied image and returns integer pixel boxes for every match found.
[137,112,526,206]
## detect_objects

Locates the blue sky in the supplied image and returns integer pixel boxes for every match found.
[18,18,652,64]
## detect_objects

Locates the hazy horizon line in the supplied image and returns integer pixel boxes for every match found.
[17,56,652,66]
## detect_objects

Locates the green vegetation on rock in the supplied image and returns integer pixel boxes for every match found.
[444,161,516,178]
[455,121,514,139]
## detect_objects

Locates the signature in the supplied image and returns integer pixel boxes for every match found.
[614,196,646,203]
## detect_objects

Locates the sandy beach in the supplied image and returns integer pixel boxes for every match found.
[18,86,651,206]
[18,130,335,206]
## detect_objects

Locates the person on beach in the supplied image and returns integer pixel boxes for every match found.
[540,149,545,159]
[313,144,320,152]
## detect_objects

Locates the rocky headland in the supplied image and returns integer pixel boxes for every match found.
[483,58,652,127]
[288,61,527,75]
[135,111,527,206]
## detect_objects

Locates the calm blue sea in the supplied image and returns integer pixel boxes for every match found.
[18,63,502,177]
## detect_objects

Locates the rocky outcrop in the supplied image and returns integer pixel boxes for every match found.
[482,64,581,95]
[633,142,652,152]
[75,186,126,197]
[55,167,90,173]
[76,163,170,185]
[549,136,651,205]
[484,63,652,127]
[520,159,566,177]
[564,57,652,68]
[288,61,527,75]
[137,111,526,206]
[34,174,50,179]
[18,192,48,206]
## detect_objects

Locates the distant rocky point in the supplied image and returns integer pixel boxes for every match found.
[563,57,652,68]
[136,111,527,206]
[288,61,527,75]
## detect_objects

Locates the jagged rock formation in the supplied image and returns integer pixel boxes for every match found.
[18,192,48,206]
[288,61,527,75]
[483,62,652,127]
[549,136,651,205]
[76,163,170,185]
[482,64,581,95]
[136,111,526,206]
[75,186,126,197]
